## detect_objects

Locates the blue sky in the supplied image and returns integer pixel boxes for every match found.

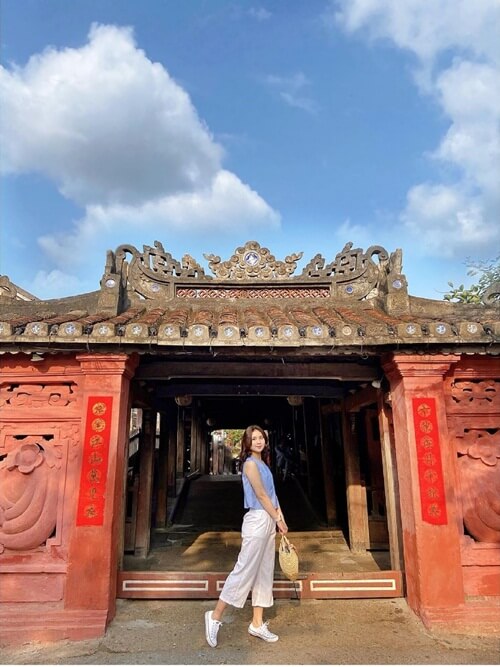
[1,0,499,300]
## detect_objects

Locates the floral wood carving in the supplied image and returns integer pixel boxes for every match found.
[450,379,499,408]
[0,383,76,408]
[457,429,500,543]
[204,241,303,280]
[0,436,61,552]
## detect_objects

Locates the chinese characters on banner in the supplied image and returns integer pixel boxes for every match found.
[76,396,113,526]
[411,397,448,526]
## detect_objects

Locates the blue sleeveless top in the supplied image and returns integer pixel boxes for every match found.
[242,456,278,509]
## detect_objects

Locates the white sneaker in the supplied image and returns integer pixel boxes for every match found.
[248,621,279,642]
[205,611,222,648]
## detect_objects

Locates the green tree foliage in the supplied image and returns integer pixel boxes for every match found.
[444,255,500,303]
[224,429,244,458]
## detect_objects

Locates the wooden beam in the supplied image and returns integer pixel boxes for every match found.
[176,407,186,479]
[134,409,156,557]
[155,412,169,529]
[136,360,378,381]
[377,393,404,571]
[130,383,154,409]
[341,407,370,552]
[156,383,345,398]
[345,385,378,412]
[320,403,338,526]
[167,402,177,497]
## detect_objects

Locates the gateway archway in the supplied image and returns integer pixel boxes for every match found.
[118,356,404,600]
[2,239,499,642]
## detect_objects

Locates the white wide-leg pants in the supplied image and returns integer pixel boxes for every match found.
[219,509,276,609]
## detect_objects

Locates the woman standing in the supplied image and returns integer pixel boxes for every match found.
[204,425,288,647]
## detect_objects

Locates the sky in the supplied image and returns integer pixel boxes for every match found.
[1,0,499,301]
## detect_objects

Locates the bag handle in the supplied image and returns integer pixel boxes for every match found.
[280,534,294,552]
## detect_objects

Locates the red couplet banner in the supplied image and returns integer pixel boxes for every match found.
[411,397,448,526]
[76,396,113,526]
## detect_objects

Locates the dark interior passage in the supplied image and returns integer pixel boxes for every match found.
[168,474,327,533]
[124,364,397,575]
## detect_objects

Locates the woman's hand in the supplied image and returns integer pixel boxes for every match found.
[277,518,288,535]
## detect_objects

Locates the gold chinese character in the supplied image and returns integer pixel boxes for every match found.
[419,419,433,434]
[89,435,103,447]
[92,418,106,432]
[423,452,437,466]
[87,468,102,483]
[417,403,431,417]
[427,503,442,518]
[89,451,103,465]
[88,486,98,499]
[420,436,434,449]
[84,504,98,518]
[427,486,439,499]
[424,469,438,483]
[92,402,107,416]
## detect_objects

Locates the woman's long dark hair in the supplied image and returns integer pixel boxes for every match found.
[239,425,271,466]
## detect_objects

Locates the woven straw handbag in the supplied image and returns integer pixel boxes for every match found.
[278,534,299,581]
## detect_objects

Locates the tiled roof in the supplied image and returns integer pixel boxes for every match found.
[0,241,499,352]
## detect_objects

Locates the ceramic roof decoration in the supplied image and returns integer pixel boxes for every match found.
[0,240,498,353]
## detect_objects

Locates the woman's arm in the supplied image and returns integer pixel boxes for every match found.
[244,460,288,534]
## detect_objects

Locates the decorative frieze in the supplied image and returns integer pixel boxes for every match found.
[447,379,500,412]
[176,286,331,299]
[0,383,76,409]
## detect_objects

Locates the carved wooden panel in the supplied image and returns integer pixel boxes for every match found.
[0,383,77,409]
[456,428,500,543]
[0,435,62,552]
[446,379,500,413]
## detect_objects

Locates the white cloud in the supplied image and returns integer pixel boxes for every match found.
[248,7,272,21]
[331,0,500,68]
[0,23,280,268]
[433,60,500,195]
[39,170,280,268]
[331,0,500,255]
[263,72,320,114]
[401,184,494,255]
[29,269,88,300]
[1,24,223,206]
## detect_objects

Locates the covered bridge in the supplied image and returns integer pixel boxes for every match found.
[0,240,499,642]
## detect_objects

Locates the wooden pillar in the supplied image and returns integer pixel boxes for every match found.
[155,411,169,529]
[383,353,464,619]
[190,400,202,473]
[377,392,404,571]
[176,407,185,479]
[134,408,156,557]
[320,402,338,526]
[167,401,177,496]
[341,406,370,551]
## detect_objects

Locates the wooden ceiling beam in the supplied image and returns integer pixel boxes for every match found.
[135,360,378,382]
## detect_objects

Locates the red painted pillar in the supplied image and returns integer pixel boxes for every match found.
[65,353,138,631]
[383,354,465,619]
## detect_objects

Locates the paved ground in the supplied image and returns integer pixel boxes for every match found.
[1,597,499,665]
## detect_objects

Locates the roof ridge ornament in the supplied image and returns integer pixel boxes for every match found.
[116,241,206,282]
[204,241,303,280]
[301,242,390,280]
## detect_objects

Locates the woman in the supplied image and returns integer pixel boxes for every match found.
[204,425,288,647]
